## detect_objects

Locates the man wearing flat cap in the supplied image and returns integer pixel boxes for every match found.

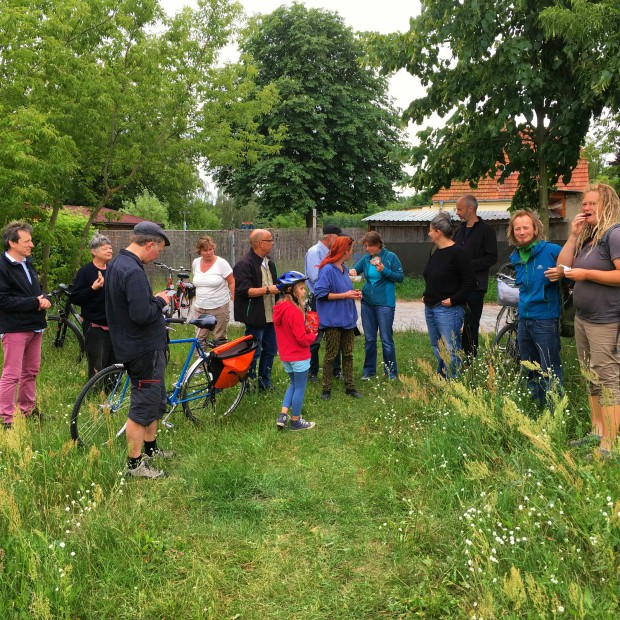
[305,224,343,381]
[105,221,173,479]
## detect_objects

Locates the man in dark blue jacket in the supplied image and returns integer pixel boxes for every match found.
[233,229,279,391]
[105,222,172,478]
[0,222,51,429]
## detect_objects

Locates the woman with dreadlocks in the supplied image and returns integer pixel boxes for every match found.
[557,183,620,456]
[273,271,317,431]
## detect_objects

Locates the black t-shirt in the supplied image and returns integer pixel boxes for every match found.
[423,245,475,307]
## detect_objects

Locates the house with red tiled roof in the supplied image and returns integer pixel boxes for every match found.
[432,156,589,221]
[60,205,163,230]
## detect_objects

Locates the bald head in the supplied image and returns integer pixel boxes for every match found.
[455,194,479,225]
[250,228,274,257]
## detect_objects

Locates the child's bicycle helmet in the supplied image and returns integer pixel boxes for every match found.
[276,270,308,293]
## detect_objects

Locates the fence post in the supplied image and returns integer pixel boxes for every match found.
[229,230,236,267]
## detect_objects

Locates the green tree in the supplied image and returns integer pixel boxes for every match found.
[121,190,169,227]
[541,0,620,110]
[367,0,606,233]
[0,0,279,279]
[214,4,406,227]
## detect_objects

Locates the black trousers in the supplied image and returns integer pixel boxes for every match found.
[461,290,486,359]
[82,322,116,378]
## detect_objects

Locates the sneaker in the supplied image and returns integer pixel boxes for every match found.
[333,372,343,380]
[361,375,374,381]
[308,374,319,383]
[2,421,12,430]
[276,412,289,430]
[290,418,315,431]
[568,433,602,448]
[346,389,363,398]
[144,448,175,459]
[321,391,331,400]
[126,459,167,479]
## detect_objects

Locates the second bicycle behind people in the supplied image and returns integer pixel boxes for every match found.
[70,234,116,378]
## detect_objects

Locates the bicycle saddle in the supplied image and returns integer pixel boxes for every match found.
[178,272,190,280]
[189,314,218,330]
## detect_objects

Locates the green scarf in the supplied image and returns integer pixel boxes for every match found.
[517,241,538,264]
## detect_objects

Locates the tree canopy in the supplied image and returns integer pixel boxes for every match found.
[367,0,607,231]
[214,3,407,226]
[0,0,279,280]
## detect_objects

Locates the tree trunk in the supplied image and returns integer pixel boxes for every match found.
[535,112,550,237]
[39,201,62,291]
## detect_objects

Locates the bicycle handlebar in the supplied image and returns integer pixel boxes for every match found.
[165,317,187,324]
[154,261,189,273]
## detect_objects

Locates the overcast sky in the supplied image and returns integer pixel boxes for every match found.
[160,0,424,113]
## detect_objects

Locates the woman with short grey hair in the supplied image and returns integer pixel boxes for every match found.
[70,233,115,377]
[423,212,475,378]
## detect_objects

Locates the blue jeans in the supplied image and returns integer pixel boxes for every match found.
[361,302,397,378]
[517,318,563,404]
[244,323,277,390]
[424,304,465,379]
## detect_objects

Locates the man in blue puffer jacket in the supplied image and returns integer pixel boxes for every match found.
[508,210,564,405]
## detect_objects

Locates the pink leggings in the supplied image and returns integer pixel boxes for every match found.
[0,331,42,422]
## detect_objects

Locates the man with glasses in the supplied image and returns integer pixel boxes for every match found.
[233,229,279,391]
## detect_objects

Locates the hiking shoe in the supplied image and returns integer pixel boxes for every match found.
[568,433,602,447]
[126,459,168,479]
[277,412,289,430]
[290,418,315,431]
[144,448,175,459]
[321,391,331,400]
[346,389,363,398]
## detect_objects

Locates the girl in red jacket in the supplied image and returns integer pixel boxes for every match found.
[273,271,317,431]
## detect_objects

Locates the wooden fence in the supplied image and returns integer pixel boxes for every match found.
[103,227,367,283]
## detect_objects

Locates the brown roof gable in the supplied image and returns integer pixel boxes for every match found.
[432,156,589,203]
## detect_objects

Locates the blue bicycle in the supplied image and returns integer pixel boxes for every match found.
[70,315,258,447]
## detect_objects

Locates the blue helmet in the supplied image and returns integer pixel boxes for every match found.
[276,270,308,292]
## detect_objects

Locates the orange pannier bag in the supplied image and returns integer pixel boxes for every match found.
[209,334,259,389]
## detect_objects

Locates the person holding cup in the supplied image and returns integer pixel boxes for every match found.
[349,231,403,380]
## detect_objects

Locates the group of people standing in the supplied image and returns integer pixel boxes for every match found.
[2,181,620,469]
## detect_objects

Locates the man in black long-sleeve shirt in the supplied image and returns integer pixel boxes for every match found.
[105,222,172,479]
[453,195,498,358]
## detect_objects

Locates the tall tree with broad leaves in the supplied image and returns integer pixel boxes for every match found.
[214,3,406,227]
[367,0,606,233]
[0,0,279,283]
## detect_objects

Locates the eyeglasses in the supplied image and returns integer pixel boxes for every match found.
[261,238,274,243]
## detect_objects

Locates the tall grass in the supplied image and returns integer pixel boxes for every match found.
[1,328,618,618]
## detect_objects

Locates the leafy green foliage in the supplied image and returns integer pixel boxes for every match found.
[121,189,169,227]
[214,4,407,225]
[541,0,620,110]
[367,0,606,231]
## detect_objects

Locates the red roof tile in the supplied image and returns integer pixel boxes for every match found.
[433,156,589,203]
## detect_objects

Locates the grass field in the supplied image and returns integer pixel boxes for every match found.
[1,325,619,619]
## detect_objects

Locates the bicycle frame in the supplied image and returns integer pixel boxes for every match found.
[112,336,211,438]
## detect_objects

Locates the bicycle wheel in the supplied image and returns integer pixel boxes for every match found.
[497,261,516,279]
[71,364,129,447]
[181,358,246,422]
[43,317,85,364]
[491,323,520,376]
[177,290,191,319]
